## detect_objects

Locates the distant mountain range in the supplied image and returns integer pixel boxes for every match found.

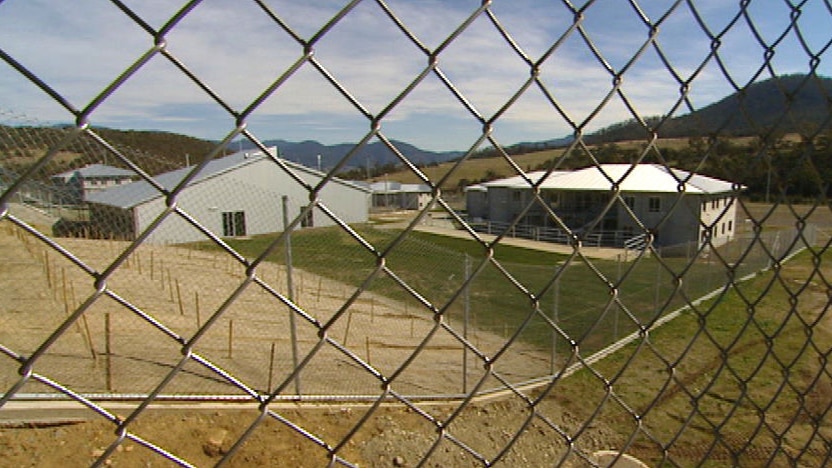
[6,74,829,178]
[236,139,465,173]
[589,73,832,143]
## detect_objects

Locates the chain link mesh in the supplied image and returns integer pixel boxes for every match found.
[1,1,831,466]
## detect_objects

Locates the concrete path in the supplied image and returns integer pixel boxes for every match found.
[413,223,628,260]
[373,211,629,260]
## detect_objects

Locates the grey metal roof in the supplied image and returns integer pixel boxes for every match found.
[476,164,738,194]
[87,148,370,210]
[481,170,569,188]
[53,164,136,180]
[370,181,431,194]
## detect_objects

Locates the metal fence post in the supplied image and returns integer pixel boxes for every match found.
[551,273,560,375]
[463,253,470,394]
[283,195,300,396]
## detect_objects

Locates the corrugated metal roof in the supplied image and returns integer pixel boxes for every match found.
[87,148,370,209]
[482,170,573,188]
[54,163,136,180]
[369,181,431,194]
[479,164,737,194]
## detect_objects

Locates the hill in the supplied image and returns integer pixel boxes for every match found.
[590,74,832,142]
[244,139,464,175]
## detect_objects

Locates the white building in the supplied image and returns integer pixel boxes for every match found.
[86,148,371,244]
[366,181,432,211]
[51,163,137,204]
[465,164,742,248]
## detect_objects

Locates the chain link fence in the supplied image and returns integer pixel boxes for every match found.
[1,1,831,466]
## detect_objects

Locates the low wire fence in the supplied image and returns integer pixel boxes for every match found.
[1,1,831,467]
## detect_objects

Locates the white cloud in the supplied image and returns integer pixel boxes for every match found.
[1,0,829,150]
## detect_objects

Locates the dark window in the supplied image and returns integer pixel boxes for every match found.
[624,196,635,209]
[301,206,313,228]
[648,197,661,213]
[222,211,246,236]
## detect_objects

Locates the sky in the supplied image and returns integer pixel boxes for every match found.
[1,0,831,152]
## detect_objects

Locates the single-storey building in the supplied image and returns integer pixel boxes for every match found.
[465,164,742,248]
[51,163,137,204]
[366,181,432,211]
[86,148,371,244]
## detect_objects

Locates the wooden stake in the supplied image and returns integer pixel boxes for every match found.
[195,292,201,328]
[176,279,184,315]
[343,310,353,346]
[365,336,371,364]
[267,341,276,392]
[81,312,97,362]
[61,268,69,316]
[168,269,175,302]
[105,313,112,392]
[44,251,52,289]
[150,250,154,280]
[227,319,234,359]
[317,276,322,302]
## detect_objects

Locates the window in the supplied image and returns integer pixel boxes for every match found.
[728,220,733,232]
[721,223,725,235]
[545,192,560,207]
[512,191,522,202]
[648,197,661,213]
[222,211,246,237]
[624,196,635,209]
[301,206,313,228]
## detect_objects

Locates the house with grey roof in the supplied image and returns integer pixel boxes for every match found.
[51,163,137,204]
[367,181,432,211]
[465,164,742,248]
[86,148,371,244]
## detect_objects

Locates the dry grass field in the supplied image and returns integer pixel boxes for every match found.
[0,201,829,466]
[0,222,553,399]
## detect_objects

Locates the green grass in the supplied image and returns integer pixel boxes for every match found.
[188,224,800,357]
[548,248,832,466]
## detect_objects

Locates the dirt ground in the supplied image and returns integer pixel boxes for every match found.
[0,397,630,468]
[1,201,830,467]
[0,218,618,467]
[0,223,555,398]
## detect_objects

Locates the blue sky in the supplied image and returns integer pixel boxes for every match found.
[1,0,830,151]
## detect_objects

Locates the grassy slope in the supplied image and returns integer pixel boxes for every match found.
[549,248,831,466]
[378,137,768,190]
[194,223,782,357]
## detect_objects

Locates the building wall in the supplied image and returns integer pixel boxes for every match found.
[699,195,739,247]
[465,190,488,221]
[471,186,739,248]
[486,187,526,224]
[88,204,134,239]
[131,158,370,244]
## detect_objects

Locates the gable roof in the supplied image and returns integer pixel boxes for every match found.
[369,181,432,194]
[87,148,370,209]
[476,164,738,194]
[53,164,136,180]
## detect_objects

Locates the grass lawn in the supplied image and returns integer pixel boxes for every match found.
[188,223,800,360]
[546,248,832,466]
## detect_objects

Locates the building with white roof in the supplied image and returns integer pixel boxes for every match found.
[51,163,137,204]
[465,164,742,248]
[86,148,371,244]
[366,180,432,211]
